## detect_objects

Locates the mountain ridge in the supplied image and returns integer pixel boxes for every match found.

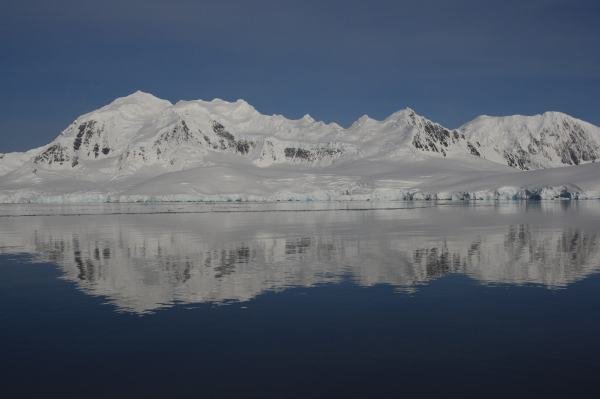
[1,91,599,203]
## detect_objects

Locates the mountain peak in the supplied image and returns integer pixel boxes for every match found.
[128,89,153,97]
[463,110,582,125]
[112,90,169,105]
[540,110,575,120]
[383,107,418,123]
[349,114,376,129]
[86,91,172,120]
[301,114,315,123]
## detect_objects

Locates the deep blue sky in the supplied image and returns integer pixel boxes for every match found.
[1,0,599,152]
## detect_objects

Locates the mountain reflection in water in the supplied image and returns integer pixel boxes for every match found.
[1,201,600,313]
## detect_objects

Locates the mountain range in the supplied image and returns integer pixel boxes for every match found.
[1,91,599,203]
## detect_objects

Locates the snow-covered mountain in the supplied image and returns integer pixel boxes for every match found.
[1,91,599,203]
[459,112,600,170]
[5,91,478,173]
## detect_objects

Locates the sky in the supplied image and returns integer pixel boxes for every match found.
[1,0,599,152]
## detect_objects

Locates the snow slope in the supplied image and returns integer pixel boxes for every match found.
[1,91,599,203]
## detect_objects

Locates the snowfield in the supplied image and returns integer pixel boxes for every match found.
[1,91,599,203]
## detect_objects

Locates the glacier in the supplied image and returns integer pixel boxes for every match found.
[1,91,599,203]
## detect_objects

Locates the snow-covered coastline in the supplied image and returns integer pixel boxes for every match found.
[2,91,599,204]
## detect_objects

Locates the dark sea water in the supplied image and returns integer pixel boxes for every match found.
[1,201,600,398]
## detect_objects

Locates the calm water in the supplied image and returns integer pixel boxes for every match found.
[2,201,600,398]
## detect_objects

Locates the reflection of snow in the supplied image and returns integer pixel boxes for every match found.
[2,202,600,314]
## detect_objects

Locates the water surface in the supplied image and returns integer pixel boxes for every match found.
[1,201,600,397]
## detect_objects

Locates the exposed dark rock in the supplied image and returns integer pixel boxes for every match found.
[504,148,530,170]
[555,122,599,166]
[496,121,600,170]
[284,147,312,160]
[203,121,255,155]
[73,120,99,151]
[412,121,460,157]
[154,120,194,147]
[212,121,236,141]
[125,147,147,162]
[34,145,70,166]
[423,121,451,147]
[316,148,343,157]
[73,136,82,151]
[284,146,343,161]
[236,140,251,154]
[467,142,481,157]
